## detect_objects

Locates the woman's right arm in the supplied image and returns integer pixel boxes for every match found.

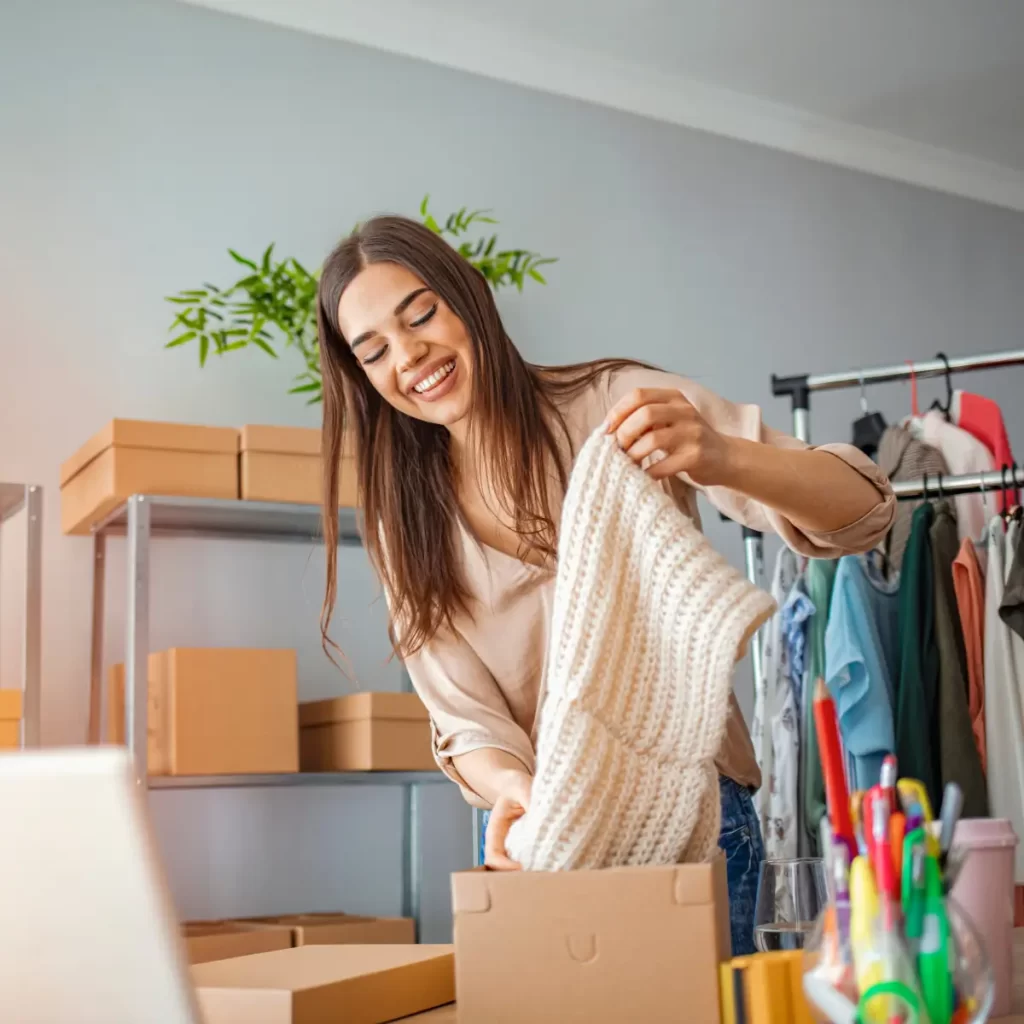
[400,620,536,868]
[453,749,533,870]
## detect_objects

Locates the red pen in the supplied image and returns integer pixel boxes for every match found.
[880,754,898,813]
[813,680,856,857]
[871,794,899,904]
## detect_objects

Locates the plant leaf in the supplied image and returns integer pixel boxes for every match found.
[261,244,274,275]
[251,336,278,359]
[228,249,258,270]
[289,381,321,393]
[165,331,196,348]
[528,268,547,284]
[199,336,210,367]
[165,295,196,305]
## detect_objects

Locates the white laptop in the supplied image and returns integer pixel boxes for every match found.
[0,746,201,1024]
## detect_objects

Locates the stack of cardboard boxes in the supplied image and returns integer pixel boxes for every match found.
[60,418,360,537]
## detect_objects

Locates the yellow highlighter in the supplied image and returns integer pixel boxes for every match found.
[849,855,886,1024]
[897,779,941,857]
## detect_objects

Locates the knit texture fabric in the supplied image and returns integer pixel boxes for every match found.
[505,430,776,871]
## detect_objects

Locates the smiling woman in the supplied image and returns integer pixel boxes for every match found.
[314,214,894,956]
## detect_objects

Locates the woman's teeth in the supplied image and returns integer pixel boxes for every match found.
[413,360,456,394]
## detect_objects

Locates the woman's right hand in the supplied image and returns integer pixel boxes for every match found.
[484,771,532,871]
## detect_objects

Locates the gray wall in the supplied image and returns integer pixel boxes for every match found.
[2,0,1024,941]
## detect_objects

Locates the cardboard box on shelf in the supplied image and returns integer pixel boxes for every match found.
[0,689,23,749]
[183,920,292,965]
[60,419,239,535]
[108,648,298,775]
[452,854,731,1024]
[299,692,436,772]
[237,912,415,946]
[239,424,358,507]
[192,943,455,1024]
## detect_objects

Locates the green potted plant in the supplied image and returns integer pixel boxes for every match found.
[165,197,556,404]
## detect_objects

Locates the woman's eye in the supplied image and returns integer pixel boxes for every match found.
[410,304,437,328]
[363,345,388,366]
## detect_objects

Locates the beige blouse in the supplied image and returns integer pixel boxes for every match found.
[400,366,895,808]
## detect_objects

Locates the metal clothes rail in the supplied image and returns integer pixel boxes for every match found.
[87,493,461,941]
[0,483,42,748]
[889,465,1024,501]
[771,348,1024,443]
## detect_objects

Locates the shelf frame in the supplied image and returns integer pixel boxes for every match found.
[88,493,461,940]
[0,482,42,749]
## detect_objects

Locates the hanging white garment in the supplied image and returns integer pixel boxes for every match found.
[915,411,998,543]
[752,547,800,859]
[983,517,1024,884]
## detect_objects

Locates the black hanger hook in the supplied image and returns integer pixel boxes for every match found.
[936,352,953,418]
[937,472,944,500]
[922,471,929,501]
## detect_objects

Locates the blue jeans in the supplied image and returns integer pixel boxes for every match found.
[478,774,764,956]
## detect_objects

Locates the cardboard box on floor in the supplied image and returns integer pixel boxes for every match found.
[108,648,298,775]
[452,854,731,1024]
[236,912,415,946]
[192,944,454,1024]
[239,424,358,507]
[0,689,22,749]
[299,692,437,772]
[60,419,239,535]
[183,920,292,964]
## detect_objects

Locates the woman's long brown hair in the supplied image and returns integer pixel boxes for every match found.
[317,215,647,661]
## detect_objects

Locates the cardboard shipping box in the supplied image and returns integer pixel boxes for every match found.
[192,943,455,1024]
[240,424,358,507]
[299,692,436,772]
[452,855,731,1024]
[237,912,415,946]
[183,920,292,965]
[108,648,299,775]
[60,419,239,535]
[0,689,22,749]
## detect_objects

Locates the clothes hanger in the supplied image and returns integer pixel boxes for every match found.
[928,352,953,422]
[851,372,887,458]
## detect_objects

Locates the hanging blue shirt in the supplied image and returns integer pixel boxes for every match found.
[824,554,899,791]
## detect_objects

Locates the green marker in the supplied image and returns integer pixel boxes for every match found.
[917,854,952,1024]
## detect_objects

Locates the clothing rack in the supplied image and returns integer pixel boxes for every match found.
[890,465,1024,501]
[771,349,1024,443]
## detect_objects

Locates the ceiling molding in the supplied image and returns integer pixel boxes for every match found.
[181,0,1024,213]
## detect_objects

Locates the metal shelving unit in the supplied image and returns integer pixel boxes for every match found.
[0,482,42,749]
[87,493,460,940]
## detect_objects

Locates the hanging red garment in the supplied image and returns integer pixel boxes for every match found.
[953,390,1019,511]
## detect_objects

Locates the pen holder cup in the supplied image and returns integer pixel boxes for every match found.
[800,898,995,1023]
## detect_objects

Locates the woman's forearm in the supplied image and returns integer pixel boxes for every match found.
[452,748,532,807]
[716,436,883,535]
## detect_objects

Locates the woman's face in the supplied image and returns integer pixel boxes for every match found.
[337,261,474,430]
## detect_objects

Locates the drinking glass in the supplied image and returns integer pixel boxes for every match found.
[753,857,828,952]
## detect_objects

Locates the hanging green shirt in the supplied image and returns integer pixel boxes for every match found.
[897,503,941,811]
[930,503,988,817]
[802,558,838,855]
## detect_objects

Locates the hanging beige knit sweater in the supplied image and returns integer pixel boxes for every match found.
[505,429,776,871]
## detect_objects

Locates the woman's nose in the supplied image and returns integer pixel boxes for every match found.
[394,334,430,373]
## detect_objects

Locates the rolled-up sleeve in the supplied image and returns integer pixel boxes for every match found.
[607,367,895,558]
[403,621,536,809]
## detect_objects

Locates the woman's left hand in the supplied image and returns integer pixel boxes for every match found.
[604,387,732,484]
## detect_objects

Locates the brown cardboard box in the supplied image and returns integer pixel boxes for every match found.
[60,419,239,535]
[299,692,436,772]
[239,424,358,507]
[237,912,415,946]
[109,648,299,775]
[0,689,22,749]
[394,1005,456,1022]
[452,855,731,1024]
[192,944,455,1024]
[183,920,292,964]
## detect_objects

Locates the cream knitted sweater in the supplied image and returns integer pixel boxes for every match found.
[505,430,776,871]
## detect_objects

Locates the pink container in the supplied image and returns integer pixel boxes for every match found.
[951,818,1019,1018]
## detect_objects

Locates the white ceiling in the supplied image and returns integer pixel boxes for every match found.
[183,0,1024,211]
